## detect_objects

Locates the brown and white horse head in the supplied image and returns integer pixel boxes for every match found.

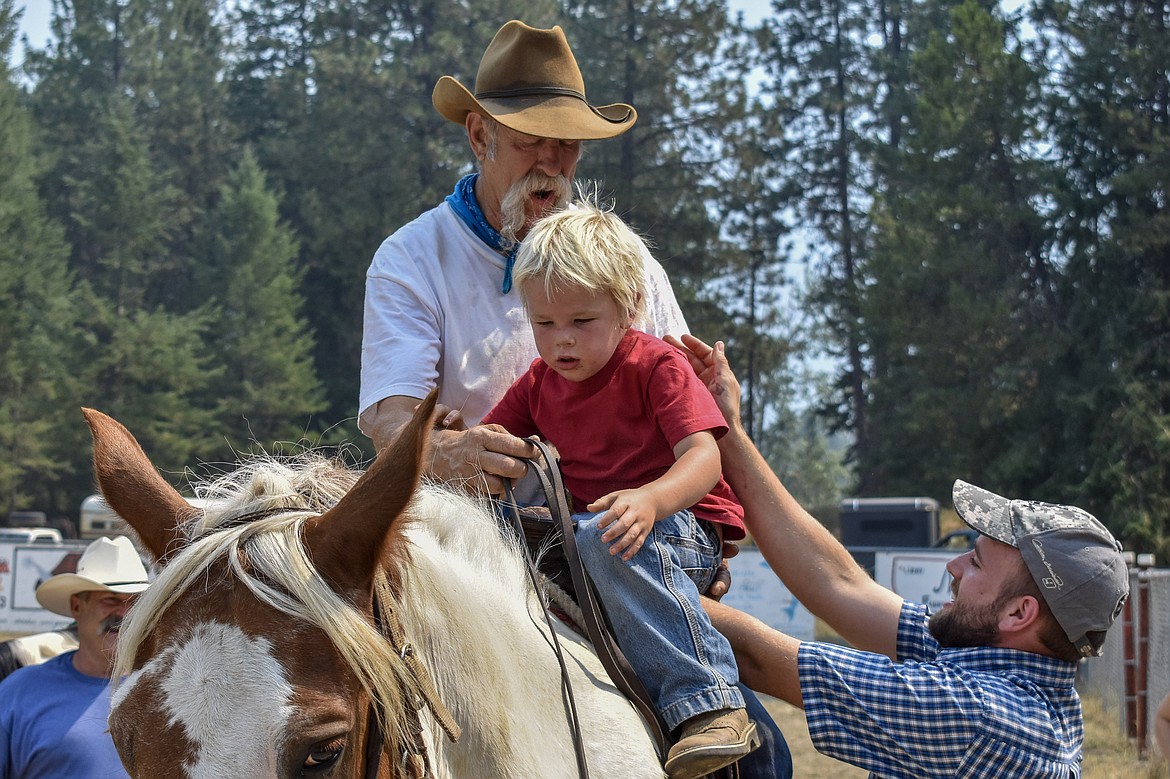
[105,553,376,778]
[83,393,438,779]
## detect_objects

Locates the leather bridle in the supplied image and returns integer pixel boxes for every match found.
[363,568,460,779]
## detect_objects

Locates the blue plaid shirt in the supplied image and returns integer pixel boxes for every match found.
[798,601,1082,778]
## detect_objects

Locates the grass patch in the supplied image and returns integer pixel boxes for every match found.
[1080,693,1167,778]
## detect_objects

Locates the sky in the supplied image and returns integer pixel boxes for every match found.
[14,1,50,59]
[12,1,779,65]
[9,1,46,70]
[14,0,1027,65]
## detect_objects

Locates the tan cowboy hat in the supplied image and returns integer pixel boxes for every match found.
[432,20,637,141]
[36,535,150,617]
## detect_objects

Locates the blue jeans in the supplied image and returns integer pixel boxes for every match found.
[574,509,744,731]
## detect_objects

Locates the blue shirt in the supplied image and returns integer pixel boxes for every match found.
[798,601,1082,778]
[0,651,128,779]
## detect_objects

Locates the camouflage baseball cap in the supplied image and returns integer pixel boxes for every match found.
[952,479,1129,658]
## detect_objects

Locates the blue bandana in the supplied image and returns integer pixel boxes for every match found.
[445,173,518,293]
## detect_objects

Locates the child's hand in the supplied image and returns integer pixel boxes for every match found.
[588,489,658,561]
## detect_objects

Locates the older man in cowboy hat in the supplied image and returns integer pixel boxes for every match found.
[358,20,688,493]
[0,536,150,778]
[358,21,793,779]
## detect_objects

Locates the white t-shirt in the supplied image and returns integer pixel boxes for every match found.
[359,201,688,431]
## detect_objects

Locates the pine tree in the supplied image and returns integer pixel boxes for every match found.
[26,0,183,312]
[0,0,89,515]
[1027,0,1170,556]
[707,100,801,444]
[857,1,1053,500]
[201,150,327,451]
[59,100,183,313]
[563,0,756,334]
[81,301,222,470]
[123,0,231,214]
[24,0,222,479]
[121,0,236,311]
[760,0,880,488]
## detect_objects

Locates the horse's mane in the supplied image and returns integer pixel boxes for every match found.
[105,451,667,777]
[113,452,427,757]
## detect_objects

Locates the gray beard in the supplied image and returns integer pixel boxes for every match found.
[498,172,572,245]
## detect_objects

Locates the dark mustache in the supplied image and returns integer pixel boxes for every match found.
[100,615,124,635]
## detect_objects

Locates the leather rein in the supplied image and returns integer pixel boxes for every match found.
[502,439,671,778]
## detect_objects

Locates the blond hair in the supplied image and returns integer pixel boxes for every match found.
[513,193,646,320]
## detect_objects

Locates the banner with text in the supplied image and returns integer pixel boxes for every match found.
[874,549,955,612]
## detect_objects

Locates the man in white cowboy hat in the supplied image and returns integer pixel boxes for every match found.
[358,20,688,494]
[0,535,150,778]
[670,333,1131,778]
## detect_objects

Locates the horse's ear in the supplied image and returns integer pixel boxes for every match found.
[303,390,436,594]
[82,408,197,565]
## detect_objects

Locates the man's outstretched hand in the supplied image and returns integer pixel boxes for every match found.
[664,334,742,427]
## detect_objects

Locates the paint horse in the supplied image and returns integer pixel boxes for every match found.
[85,395,664,779]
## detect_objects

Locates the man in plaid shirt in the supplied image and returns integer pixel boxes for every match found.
[670,334,1130,778]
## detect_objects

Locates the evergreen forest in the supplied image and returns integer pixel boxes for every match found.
[1,0,1167,559]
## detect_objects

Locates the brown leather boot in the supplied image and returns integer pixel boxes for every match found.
[663,708,761,779]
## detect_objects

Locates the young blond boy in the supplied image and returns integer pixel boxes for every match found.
[482,199,760,778]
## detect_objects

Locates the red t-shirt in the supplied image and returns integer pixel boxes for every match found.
[483,330,746,540]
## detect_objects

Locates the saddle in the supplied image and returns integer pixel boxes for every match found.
[500,440,741,779]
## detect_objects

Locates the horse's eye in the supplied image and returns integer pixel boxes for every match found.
[302,739,344,772]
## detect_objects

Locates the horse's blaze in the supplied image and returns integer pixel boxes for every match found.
[113,621,294,778]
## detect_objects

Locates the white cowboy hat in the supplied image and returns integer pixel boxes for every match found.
[36,535,151,617]
[432,20,636,141]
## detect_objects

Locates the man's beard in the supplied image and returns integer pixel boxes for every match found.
[929,596,1002,648]
[498,170,572,246]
